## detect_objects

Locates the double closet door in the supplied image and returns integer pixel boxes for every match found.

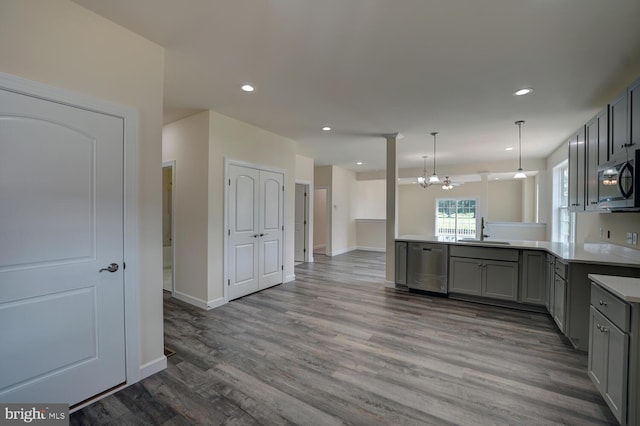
[228,164,284,301]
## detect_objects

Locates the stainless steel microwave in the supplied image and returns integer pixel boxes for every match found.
[597,149,639,210]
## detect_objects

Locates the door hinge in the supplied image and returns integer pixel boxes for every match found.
[304,192,307,197]
[123,261,126,270]
[282,185,285,191]
[303,248,306,253]
[228,179,231,186]
[281,265,284,271]
[304,220,307,225]
[228,229,230,236]
[282,225,284,231]
[228,279,230,286]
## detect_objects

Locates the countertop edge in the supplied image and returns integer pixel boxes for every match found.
[588,274,640,303]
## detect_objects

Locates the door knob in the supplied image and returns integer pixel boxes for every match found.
[99,263,119,273]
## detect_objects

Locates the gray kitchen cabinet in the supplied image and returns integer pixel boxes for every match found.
[568,126,586,212]
[588,284,631,425]
[449,246,519,302]
[449,257,482,296]
[520,251,546,306]
[554,275,566,333]
[629,77,640,150]
[610,88,629,158]
[545,254,555,313]
[395,241,407,286]
[585,107,608,211]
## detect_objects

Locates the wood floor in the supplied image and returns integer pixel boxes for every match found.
[71,251,617,425]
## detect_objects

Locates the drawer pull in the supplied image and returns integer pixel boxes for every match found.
[599,300,607,307]
[596,323,609,333]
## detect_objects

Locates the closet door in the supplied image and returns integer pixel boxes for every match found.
[228,165,260,300]
[259,170,284,289]
[227,164,284,300]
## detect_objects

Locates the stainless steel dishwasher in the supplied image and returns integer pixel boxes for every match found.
[407,242,448,294]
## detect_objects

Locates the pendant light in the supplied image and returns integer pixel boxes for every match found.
[428,132,441,184]
[514,120,527,179]
[442,176,453,190]
[417,155,429,188]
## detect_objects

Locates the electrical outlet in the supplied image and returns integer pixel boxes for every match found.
[633,233,638,245]
[599,227,603,238]
[627,232,634,244]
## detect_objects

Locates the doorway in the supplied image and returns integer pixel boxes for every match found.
[162,161,175,294]
[294,183,310,264]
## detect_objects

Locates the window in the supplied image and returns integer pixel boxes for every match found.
[436,199,477,239]
[553,160,574,243]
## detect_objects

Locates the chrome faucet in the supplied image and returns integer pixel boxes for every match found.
[480,217,490,241]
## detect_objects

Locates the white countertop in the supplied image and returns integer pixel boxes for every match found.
[396,235,640,268]
[589,274,640,303]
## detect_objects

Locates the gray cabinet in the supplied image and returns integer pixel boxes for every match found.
[520,251,546,306]
[395,241,407,286]
[585,108,608,211]
[568,127,586,212]
[553,275,566,333]
[588,284,630,425]
[630,77,640,150]
[545,254,555,313]
[449,246,519,302]
[610,88,629,158]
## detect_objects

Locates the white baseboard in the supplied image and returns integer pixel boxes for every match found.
[139,355,167,380]
[173,290,209,310]
[207,297,226,310]
[330,247,356,256]
[173,291,226,310]
[356,246,386,252]
[285,274,295,283]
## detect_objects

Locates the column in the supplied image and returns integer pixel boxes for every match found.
[385,133,402,282]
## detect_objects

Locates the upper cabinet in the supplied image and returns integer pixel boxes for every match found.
[629,77,640,151]
[568,126,586,212]
[585,107,609,211]
[610,89,628,158]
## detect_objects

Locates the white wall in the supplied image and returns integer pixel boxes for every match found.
[208,110,297,298]
[162,112,210,302]
[313,189,327,250]
[314,166,332,254]
[0,0,165,367]
[354,180,386,219]
[295,154,314,182]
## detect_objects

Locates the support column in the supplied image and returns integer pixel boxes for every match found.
[479,172,489,238]
[384,133,402,282]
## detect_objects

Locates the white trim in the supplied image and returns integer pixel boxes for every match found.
[224,158,287,303]
[314,186,331,256]
[173,291,209,310]
[314,244,326,250]
[330,247,356,256]
[285,274,296,283]
[355,218,386,222]
[139,356,167,380]
[207,297,227,310]
[0,72,143,391]
[162,160,176,295]
[356,246,386,252]
[295,179,313,263]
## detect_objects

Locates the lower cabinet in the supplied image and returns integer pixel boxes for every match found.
[449,257,482,295]
[395,241,407,285]
[483,260,519,301]
[553,275,566,333]
[545,254,555,313]
[520,251,546,306]
[588,286,630,425]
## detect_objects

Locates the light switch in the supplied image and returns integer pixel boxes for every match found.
[633,233,638,245]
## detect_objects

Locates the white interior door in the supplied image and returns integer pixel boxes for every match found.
[294,184,306,262]
[0,88,126,405]
[228,165,260,300]
[227,164,284,300]
[259,170,284,288]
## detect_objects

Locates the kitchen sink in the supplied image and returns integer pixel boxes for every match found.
[458,239,510,245]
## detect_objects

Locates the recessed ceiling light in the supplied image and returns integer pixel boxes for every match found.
[513,87,533,96]
[241,84,255,92]
[322,126,331,131]
[505,147,513,151]
[356,162,363,166]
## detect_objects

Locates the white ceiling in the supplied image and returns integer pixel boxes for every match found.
[74,0,640,173]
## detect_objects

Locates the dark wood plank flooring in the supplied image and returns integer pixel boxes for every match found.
[71,251,617,425]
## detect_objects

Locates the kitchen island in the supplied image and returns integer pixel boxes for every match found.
[396,236,640,351]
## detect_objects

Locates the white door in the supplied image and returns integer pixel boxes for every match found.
[0,89,126,404]
[227,164,283,300]
[259,170,284,289]
[294,184,306,262]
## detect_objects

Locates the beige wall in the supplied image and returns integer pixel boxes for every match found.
[399,180,525,236]
[295,154,315,183]
[331,166,357,255]
[162,112,210,302]
[354,180,386,219]
[208,110,297,299]
[356,220,386,251]
[0,0,165,366]
[314,166,332,253]
[313,188,327,250]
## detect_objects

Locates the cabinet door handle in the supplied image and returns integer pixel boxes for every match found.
[599,300,607,307]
